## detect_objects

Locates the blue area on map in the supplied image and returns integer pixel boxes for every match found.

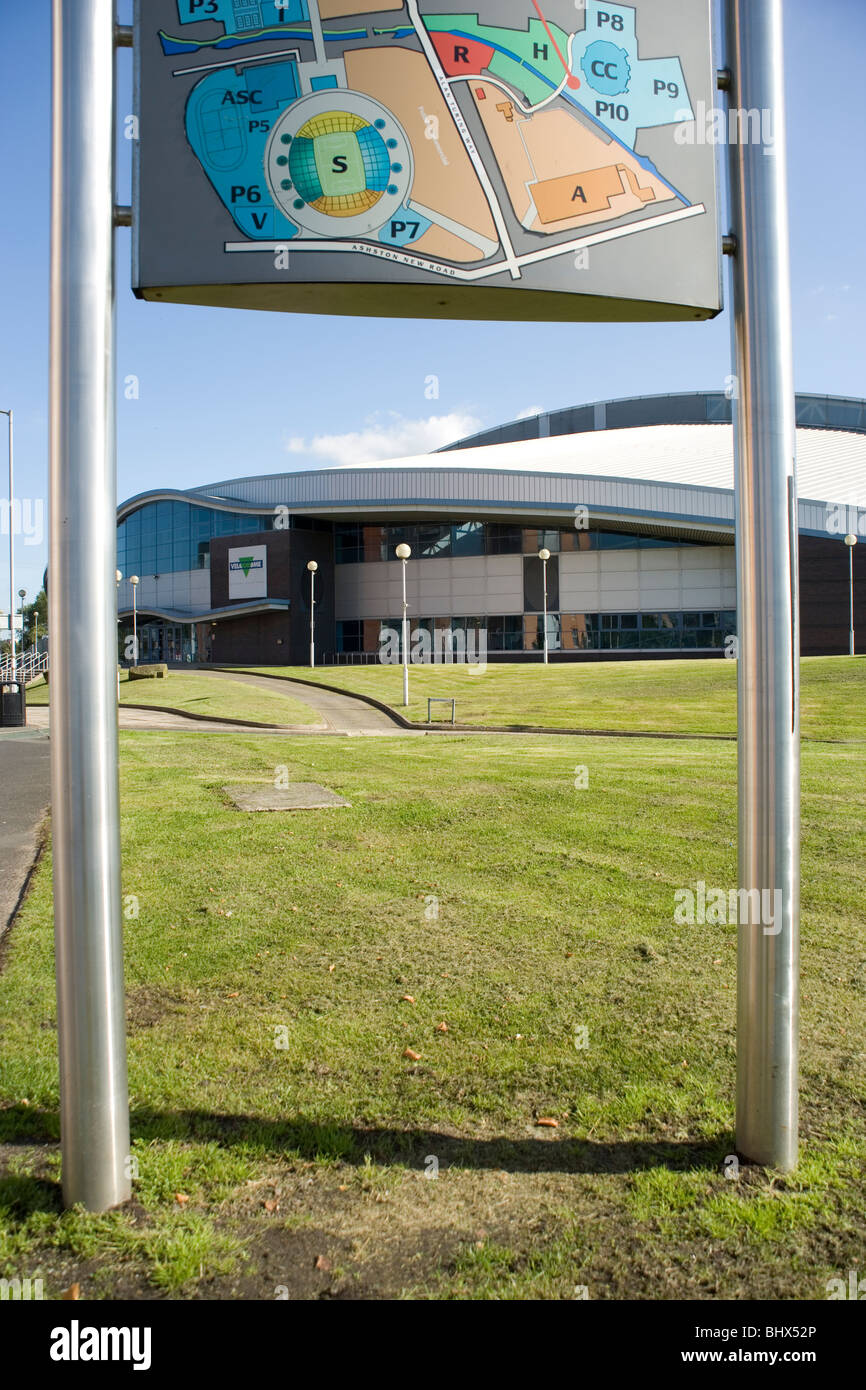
[570,0,693,149]
[311,75,338,91]
[184,59,302,239]
[175,1,308,33]
[378,207,432,249]
[161,16,364,55]
[358,127,391,192]
[161,27,365,55]
[581,40,631,96]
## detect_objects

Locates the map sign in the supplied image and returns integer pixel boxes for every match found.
[133,1,721,320]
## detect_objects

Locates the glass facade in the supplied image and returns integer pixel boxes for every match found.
[116,500,275,579]
[333,523,693,564]
[337,610,735,655]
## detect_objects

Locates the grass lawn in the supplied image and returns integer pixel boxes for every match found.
[26,671,321,728]
[230,656,866,740]
[1,721,864,1299]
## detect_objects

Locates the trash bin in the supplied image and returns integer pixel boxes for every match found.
[0,683,26,727]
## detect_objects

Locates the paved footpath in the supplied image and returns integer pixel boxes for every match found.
[0,729,51,937]
[26,673,413,737]
[203,670,408,736]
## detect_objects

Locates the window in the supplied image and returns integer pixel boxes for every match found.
[523,527,561,554]
[335,523,363,565]
[418,524,451,559]
[486,615,523,650]
[486,524,522,555]
[451,521,485,556]
[336,620,362,653]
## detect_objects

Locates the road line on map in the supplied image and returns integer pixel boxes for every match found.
[404,0,521,279]
[225,205,706,282]
[531,0,581,89]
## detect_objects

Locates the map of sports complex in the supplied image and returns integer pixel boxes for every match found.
[152,0,711,289]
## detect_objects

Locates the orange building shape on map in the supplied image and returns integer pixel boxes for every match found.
[471,84,678,233]
[533,163,656,223]
[344,48,498,262]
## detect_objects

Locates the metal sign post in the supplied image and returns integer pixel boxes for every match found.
[2,410,14,675]
[50,0,131,1210]
[726,0,799,1170]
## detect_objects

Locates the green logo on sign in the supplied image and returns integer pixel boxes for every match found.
[238,556,255,577]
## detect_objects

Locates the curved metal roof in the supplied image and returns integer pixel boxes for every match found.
[118,392,865,540]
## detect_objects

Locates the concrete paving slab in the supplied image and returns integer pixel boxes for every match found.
[224,782,351,811]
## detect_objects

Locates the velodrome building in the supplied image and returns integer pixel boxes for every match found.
[116,391,865,665]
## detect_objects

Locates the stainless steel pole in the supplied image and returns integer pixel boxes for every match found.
[4,411,15,675]
[50,0,131,1210]
[726,0,799,1170]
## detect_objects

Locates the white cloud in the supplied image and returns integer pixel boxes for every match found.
[516,404,544,420]
[284,410,483,467]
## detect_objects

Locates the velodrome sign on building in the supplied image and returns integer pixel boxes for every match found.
[133,0,721,321]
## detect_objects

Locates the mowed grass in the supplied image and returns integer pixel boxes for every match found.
[233,656,866,740]
[26,671,320,728]
[1,721,864,1300]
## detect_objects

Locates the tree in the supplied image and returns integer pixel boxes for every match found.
[22,588,47,649]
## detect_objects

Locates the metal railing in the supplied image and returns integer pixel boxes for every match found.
[0,651,49,686]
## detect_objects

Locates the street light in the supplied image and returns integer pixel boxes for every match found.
[396,542,412,706]
[844,534,858,657]
[307,560,318,667]
[129,575,139,666]
[1,409,14,675]
[538,547,551,664]
[115,571,122,696]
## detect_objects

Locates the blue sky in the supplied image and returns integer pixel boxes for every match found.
[1,0,864,602]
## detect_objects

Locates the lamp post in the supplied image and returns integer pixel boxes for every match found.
[396,542,411,706]
[538,548,551,664]
[307,560,318,667]
[18,589,26,668]
[115,570,122,696]
[129,575,139,666]
[1,409,14,675]
[844,534,857,657]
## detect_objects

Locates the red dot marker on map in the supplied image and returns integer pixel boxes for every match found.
[531,0,581,90]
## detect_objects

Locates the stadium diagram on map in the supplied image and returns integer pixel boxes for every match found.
[155,0,706,275]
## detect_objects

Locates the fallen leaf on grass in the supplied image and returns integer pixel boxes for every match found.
[315,1255,332,1272]
[175,1193,190,1205]
[264,1199,279,1213]
[435,1022,448,1033]
[535,1118,559,1128]
[62,1283,80,1301]
[403,1048,422,1061]
[401,994,415,1003]
[226,992,239,999]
